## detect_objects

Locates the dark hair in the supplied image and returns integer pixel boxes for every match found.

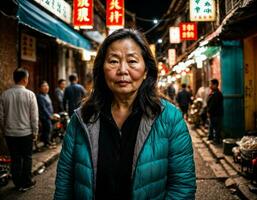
[211,79,219,86]
[69,74,78,82]
[58,79,66,85]
[181,83,187,88]
[82,28,161,123]
[39,80,48,87]
[13,68,29,84]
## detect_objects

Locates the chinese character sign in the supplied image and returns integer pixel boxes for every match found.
[190,0,216,21]
[73,0,93,28]
[21,33,36,62]
[169,27,181,44]
[179,22,198,40]
[33,0,71,24]
[106,0,124,28]
[168,49,176,67]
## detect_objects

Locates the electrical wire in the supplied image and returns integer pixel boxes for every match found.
[135,15,176,22]
[143,19,163,34]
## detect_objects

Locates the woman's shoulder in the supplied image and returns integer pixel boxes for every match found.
[159,98,183,122]
[160,98,180,113]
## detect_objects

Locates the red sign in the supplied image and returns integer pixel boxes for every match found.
[179,22,197,40]
[73,0,93,29]
[106,0,124,28]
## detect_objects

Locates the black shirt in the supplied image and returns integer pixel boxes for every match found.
[207,89,223,117]
[95,104,142,200]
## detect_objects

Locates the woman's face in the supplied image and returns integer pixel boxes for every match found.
[103,38,147,97]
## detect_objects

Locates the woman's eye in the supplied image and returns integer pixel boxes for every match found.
[128,60,137,64]
[109,60,118,64]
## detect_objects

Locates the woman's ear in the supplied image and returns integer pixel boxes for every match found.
[143,72,147,80]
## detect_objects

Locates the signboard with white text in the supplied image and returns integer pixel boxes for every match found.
[168,49,176,67]
[169,27,181,44]
[33,0,71,23]
[190,0,216,21]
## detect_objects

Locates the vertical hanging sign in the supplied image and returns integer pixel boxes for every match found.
[73,0,94,29]
[179,22,198,40]
[190,0,216,21]
[168,49,176,67]
[106,0,125,28]
[169,27,181,44]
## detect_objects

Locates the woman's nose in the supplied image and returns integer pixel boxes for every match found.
[118,61,129,74]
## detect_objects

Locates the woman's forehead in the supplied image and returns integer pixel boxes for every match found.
[106,39,142,55]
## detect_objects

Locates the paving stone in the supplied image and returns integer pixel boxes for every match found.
[225,178,237,188]
[220,159,238,176]
[209,162,229,178]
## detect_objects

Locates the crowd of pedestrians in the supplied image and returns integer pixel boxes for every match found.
[163,79,223,145]
[0,68,89,192]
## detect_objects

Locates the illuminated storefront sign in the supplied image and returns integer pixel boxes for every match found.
[179,22,198,40]
[73,0,93,29]
[33,0,71,23]
[106,0,124,28]
[168,49,176,67]
[169,27,181,44]
[190,0,216,21]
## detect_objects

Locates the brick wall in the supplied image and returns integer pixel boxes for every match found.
[0,13,18,154]
[0,13,17,94]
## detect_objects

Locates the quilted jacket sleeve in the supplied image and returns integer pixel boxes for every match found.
[166,108,196,200]
[54,115,76,200]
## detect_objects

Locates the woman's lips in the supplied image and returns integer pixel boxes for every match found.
[115,80,130,86]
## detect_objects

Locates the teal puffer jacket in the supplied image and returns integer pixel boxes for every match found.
[54,100,196,200]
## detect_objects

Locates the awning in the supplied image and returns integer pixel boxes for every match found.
[83,31,105,44]
[16,0,91,50]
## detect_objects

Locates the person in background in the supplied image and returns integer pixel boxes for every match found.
[63,73,87,117]
[207,78,223,144]
[54,28,196,200]
[166,82,176,103]
[0,68,38,191]
[54,79,66,112]
[176,83,192,119]
[196,86,210,127]
[37,81,55,148]
[187,85,193,103]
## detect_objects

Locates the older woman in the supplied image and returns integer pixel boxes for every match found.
[54,29,196,200]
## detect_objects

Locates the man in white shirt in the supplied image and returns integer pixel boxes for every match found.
[0,68,38,192]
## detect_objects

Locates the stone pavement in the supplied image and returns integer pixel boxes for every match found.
[190,124,257,200]
[32,143,62,176]
[30,125,257,200]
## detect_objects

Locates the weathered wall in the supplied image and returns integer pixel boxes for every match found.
[0,13,18,154]
[0,12,17,94]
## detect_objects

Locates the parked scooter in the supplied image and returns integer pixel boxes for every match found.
[0,155,11,187]
[51,112,69,143]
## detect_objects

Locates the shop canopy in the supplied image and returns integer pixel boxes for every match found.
[16,0,91,50]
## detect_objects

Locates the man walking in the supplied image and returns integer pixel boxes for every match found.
[207,79,223,144]
[0,68,38,191]
[176,83,192,119]
[63,73,87,117]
